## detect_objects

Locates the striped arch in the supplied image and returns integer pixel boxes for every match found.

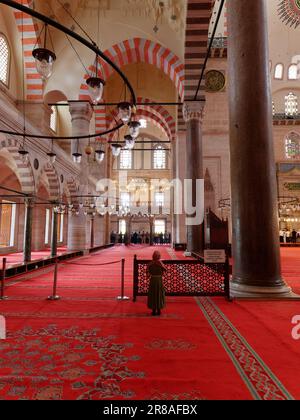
[13,0,43,101]
[38,164,60,201]
[177,0,215,131]
[79,38,184,103]
[137,97,176,142]
[107,108,171,142]
[66,178,78,203]
[0,137,35,194]
[224,0,228,37]
[94,105,107,134]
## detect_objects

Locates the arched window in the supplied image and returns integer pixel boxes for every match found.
[153,145,166,169]
[0,201,16,247]
[285,92,298,117]
[288,64,298,80]
[0,33,10,86]
[274,63,284,80]
[50,106,58,132]
[285,132,300,160]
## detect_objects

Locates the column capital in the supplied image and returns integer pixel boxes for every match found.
[183,101,205,123]
[68,101,94,122]
[24,197,35,208]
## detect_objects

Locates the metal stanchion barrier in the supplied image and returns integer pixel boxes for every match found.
[0,258,8,301]
[117,258,129,301]
[47,257,61,301]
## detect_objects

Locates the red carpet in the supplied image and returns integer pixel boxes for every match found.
[0,247,68,266]
[0,246,299,400]
[280,247,300,294]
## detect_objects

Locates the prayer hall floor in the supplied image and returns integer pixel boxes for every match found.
[0,245,300,400]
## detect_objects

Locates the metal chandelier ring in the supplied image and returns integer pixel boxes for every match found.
[0,0,137,141]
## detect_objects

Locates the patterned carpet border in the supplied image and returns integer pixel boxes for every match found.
[195,297,294,401]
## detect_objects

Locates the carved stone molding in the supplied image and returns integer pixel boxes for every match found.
[183,101,205,123]
[68,102,94,123]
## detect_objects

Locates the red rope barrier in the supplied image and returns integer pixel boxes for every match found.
[62,260,123,267]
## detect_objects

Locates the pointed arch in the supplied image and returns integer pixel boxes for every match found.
[79,38,184,103]
[136,97,176,142]
[107,108,171,142]
[37,163,60,201]
[0,136,35,194]
[13,0,44,101]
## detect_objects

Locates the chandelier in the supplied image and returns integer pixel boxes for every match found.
[0,0,137,163]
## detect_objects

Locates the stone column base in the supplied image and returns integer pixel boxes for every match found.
[230,282,299,299]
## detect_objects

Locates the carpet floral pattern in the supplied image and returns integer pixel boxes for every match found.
[0,325,143,400]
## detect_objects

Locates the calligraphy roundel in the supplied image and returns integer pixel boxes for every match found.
[205,70,226,92]
[278,0,300,28]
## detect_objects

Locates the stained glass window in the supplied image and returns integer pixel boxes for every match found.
[285,92,298,117]
[285,132,300,159]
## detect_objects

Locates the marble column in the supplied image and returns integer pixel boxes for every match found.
[67,102,93,251]
[174,131,187,246]
[183,101,205,254]
[105,145,112,244]
[149,217,154,246]
[23,198,34,263]
[125,216,132,246]
[51,208,58,258]
[90,217,95,249]
[228,0,291,297]
[69,102,93,155]
[171,137,177,247]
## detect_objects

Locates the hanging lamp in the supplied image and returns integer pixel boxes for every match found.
[111,143,122,157]
[124,134,135,150]
[86,56,105,104]
[47,139,56,164]
[95,149,105,162]
[32,24,56,81]
[128,121,141,139]
[18,135,29,163]
[72,139,82,163]
[117,102,132,124]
